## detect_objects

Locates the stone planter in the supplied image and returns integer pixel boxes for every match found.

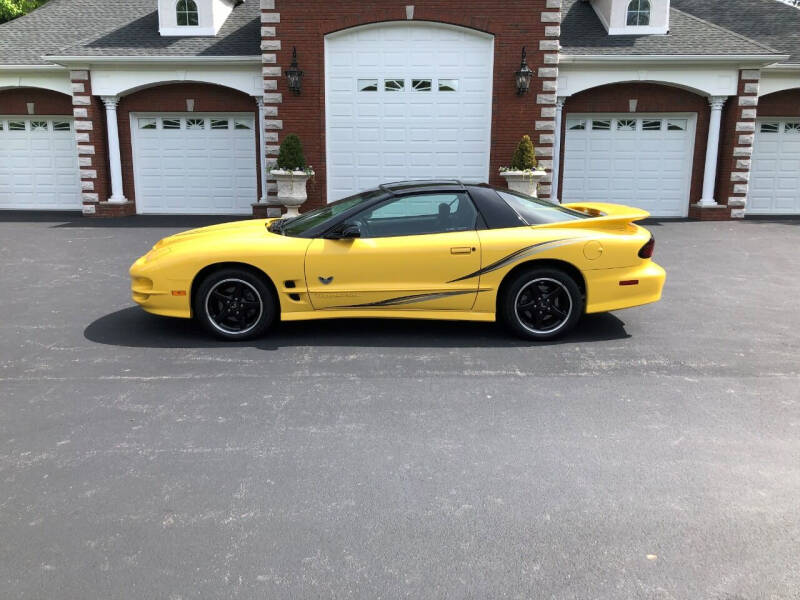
[270,169,313,217]
[500,170,547,198]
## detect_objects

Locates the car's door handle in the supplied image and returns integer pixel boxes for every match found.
[450,247,474,255]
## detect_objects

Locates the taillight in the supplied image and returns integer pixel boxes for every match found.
[638,236,655,259]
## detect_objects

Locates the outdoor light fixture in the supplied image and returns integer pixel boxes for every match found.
[285,46,304,95]
[515,46,533,96]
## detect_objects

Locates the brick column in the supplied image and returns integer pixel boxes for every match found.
[70,70,104,215]
[535,0,562,200]
[256,0,283,218]
[724,69,760,219]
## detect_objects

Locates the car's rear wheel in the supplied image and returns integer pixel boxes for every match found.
[194,269,275,341]
[501,267,583,340]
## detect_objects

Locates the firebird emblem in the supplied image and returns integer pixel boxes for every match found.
[318,276,334,285]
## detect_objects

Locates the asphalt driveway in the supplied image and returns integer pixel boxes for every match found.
[1,213,799,599]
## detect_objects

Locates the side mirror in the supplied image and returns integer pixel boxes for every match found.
[325,223,361,240]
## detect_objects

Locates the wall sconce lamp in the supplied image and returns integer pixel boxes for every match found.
[285,46,304,95]
[515,46,533,96]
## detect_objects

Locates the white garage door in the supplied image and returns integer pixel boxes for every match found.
[562,115,695,217]
[131,114,257,214]
[325,23,494,202]
[749,119,800,215]
[0,117,81,210]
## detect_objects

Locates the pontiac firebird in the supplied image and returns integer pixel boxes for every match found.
[129,181,665,341]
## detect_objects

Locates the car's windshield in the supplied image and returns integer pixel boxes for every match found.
[497,190,590,225]
[272,190,384,236]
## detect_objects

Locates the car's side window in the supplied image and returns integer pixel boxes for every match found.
[348,192,478,238]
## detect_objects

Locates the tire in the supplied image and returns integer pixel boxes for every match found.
[500,267,583,341]
[194,268,276,341]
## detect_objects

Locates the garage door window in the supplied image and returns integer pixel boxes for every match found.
[667,119,687,131]
[412,79,432,92]
[53,121,71,131]
[567,119,586,130]
[384,79,404,92]
[162,119,181,130]
[642,119,662,131]
[9,121,25,131]
[592,119,611,131]
[617,119,636,131]
[358,79,378,92]
[186,118,204,130]
[785,123,800,134]
[438,79,459,92]
[210,119,229,129]
[760,122,779,133]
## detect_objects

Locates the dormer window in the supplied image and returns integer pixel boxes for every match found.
[176,0,199,26]
[626,0,651,26]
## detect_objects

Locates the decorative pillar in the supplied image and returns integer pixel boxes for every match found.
[697,96,728,207]
[725,70,760,219]
[100,96,126,204]
[255,96,268,203]
[551,96,566,203]
[257,0,283,217]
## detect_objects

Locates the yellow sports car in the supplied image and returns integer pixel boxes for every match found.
[130,181,665,341]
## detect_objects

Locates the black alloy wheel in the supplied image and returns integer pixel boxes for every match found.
[194,269,275,340]
[502,268,583,340]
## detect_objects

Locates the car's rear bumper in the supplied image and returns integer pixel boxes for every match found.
[584,261,666,314]
[129,256,192,319]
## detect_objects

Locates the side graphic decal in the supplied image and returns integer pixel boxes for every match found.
[448,238,584,282]
[332,289,489,309]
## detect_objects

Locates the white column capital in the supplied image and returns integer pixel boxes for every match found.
[556,96,567,109]
[100,95,120,109]
[253,95,265,108]
[707,96,728,110]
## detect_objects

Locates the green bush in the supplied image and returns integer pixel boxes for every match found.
[509,135,537,171]
[275,134,306,171]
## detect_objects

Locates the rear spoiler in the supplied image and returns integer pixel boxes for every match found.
[536,202,650,230]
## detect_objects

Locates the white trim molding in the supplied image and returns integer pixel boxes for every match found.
[83,63,262,98]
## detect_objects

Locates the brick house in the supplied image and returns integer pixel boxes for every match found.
[0,0,798,219]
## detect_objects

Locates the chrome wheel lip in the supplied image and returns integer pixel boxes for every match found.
[513,277,573,335]
[204,278,263,336]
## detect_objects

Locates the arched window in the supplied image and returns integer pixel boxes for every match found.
[176,0,199,26]
[626,0,650,26]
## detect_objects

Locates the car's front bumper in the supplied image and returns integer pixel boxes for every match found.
[129,255,193,319]
[584,261,666,314]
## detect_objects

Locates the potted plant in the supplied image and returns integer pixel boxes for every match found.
[499,134,547,197]
[269,134,314,217]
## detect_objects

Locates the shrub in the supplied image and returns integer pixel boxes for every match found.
[275,134,306,171]
[509,135,537,171]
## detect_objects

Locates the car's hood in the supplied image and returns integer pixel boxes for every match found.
[152,218,279,250]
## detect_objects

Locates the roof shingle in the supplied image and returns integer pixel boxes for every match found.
[560,0,781,59]
[672,0,800,64]
[0,0,259,65]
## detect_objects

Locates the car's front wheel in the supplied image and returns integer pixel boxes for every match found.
[501,267,583,341]
[194,268,275,341]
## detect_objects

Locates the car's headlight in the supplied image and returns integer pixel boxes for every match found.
[144,246,171,263]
